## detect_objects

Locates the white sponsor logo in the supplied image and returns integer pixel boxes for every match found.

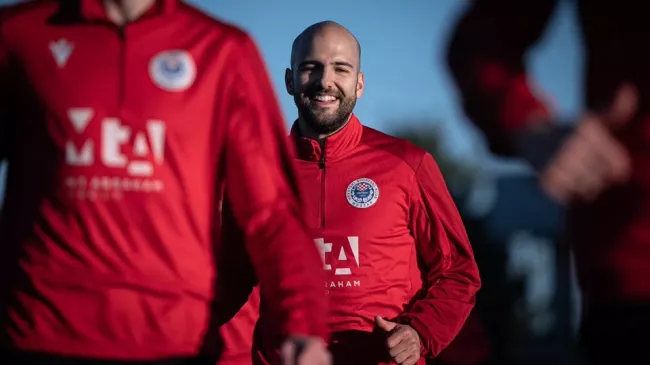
[49,38,74,68]
[314,236,361,292]
[64,107,166,200]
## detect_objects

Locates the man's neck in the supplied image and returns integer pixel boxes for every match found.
[103,0,157,26]
[297,114,352,140]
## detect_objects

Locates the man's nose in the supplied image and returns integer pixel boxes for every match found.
[317,67,336,89]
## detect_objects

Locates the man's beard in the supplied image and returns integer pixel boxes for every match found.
[295,90,357,135]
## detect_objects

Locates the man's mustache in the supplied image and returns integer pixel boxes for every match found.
[305,87,343,99]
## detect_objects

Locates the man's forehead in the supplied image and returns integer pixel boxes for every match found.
[303,36,356,58]
[291,22,361,68]
[296,31,359,65]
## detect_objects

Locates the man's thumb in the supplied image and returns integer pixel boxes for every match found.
[281,340,296,365]
[375,316,397,332]
[605,83,638,129]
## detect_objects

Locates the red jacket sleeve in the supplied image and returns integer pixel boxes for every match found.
[446,0,557,155]
[398,153,481,358]
[222,33,328,340]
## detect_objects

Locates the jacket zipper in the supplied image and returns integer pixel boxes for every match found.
[319,139,327,228]
[118,27,126,106]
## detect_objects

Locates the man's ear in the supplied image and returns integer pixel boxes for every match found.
[356,72,365,99]
[285,68,294,95]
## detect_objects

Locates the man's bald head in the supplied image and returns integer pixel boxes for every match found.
[290,21,361,70]
[286,21,365,137]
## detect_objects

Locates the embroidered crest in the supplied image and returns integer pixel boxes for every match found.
[346,178,379,208]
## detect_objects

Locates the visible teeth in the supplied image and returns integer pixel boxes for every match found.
[314,95,336,102]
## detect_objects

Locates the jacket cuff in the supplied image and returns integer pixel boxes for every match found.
[281,308,329,342]
[395,315,434,358]
[499,74,550,131]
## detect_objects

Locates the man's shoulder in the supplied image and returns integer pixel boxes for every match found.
[0,0,58,27]
[0,1,62,49]
[360,125,428,173]
[0,1,250,39]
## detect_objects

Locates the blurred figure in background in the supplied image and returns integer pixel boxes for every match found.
[447,0,650,364]
[400,126,569,365]
[281,21,481,365]
[0,0,330,364]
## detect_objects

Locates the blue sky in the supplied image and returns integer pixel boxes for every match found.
[0,0,585,198]
[198,0,584,167]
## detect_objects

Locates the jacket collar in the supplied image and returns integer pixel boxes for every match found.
[291,114,363,163]
[80,0,177,22]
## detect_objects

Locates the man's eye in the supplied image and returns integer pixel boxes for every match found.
[336,68,349,73]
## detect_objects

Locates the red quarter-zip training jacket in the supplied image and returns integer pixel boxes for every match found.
[283,115,480,363]
[0,0,327,360]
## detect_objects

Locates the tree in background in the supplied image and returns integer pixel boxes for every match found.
[391,122,480,197]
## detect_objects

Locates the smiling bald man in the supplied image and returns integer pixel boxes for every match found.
[275,21,481,365]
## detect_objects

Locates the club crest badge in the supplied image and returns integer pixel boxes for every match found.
[149,50,196,92]
[346,178,379,208]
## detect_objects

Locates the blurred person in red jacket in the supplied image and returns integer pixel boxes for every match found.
[0,1,330,364]
[274,21,481,365]
[447,1,650,364]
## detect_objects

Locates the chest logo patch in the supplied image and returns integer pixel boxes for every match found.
[149,50,196,92]
[346,178,379,208]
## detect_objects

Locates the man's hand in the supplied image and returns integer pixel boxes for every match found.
[540,83,638,204]
[375,316,421,365]
[281,336,331,365]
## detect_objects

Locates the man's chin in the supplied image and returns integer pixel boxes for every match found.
[310,106,338,116]
[308,120,345,135]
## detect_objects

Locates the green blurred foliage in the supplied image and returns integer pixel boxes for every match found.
[391,123,479,195]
